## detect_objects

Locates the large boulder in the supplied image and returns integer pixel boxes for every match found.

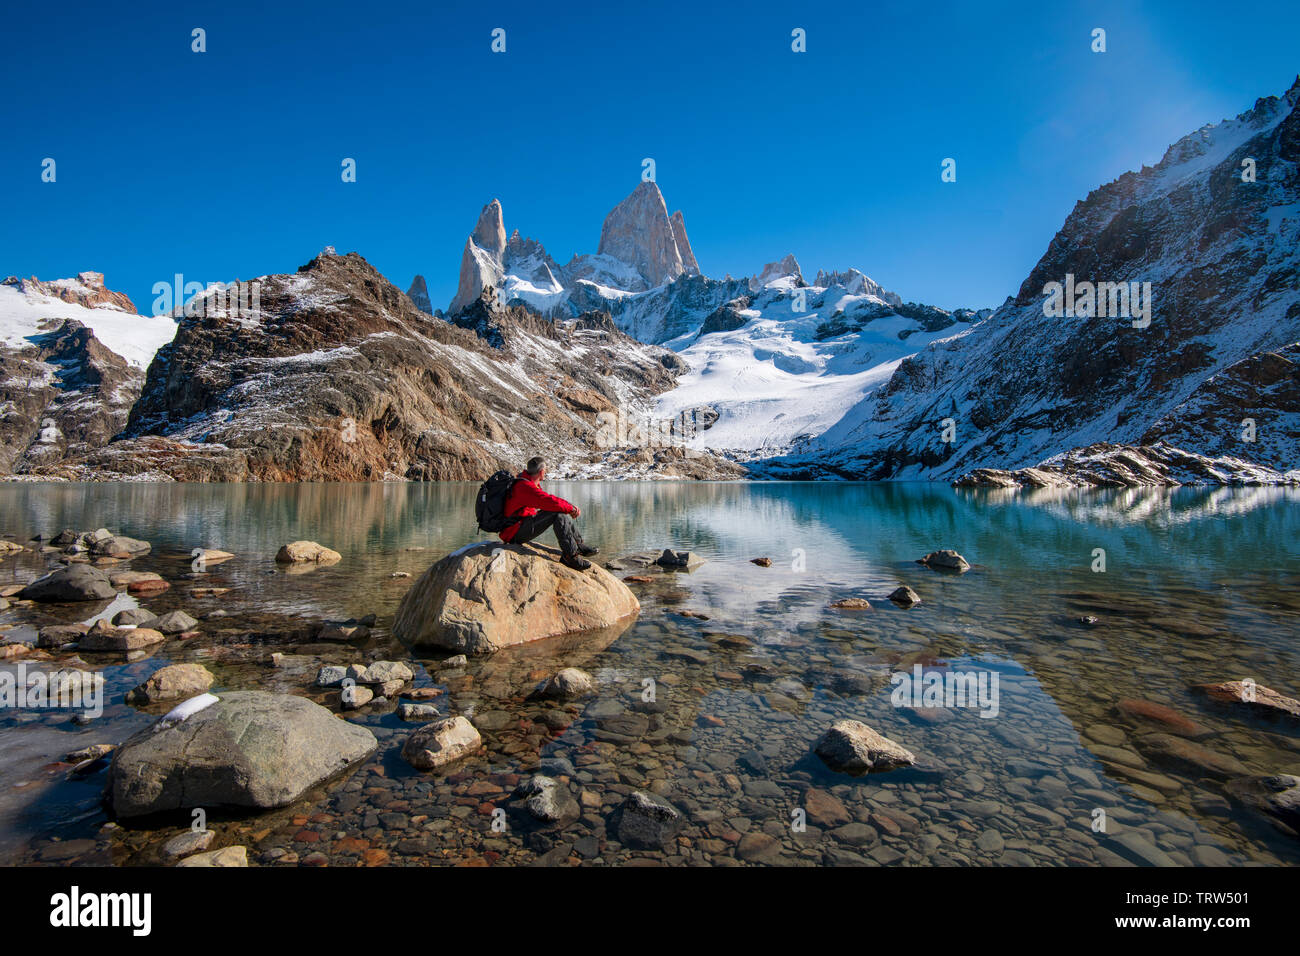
[814,719,916,774]
[19,564,116,602]
[393,542,640,654]
[106,691,377,817]
[89,534,151,557]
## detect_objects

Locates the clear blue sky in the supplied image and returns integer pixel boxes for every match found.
[2,0,1297,316]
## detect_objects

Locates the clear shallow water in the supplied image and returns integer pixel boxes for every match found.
[1,481,1298,866]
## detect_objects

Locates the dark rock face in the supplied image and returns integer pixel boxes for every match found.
[406,275,432,314]
[27,251,733,481]
[697,297,753,338]
[1141,344,1300,470]
[582,273,754,345]
[0,319,142,474]
[815,301,986,342]
[773,78,1300,480]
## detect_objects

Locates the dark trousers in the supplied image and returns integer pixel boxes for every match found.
[509,512,585,556]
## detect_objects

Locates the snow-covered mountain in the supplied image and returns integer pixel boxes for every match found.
[761,76,1300,480]
[446,181,700,316]
[9,79,1297,485]
[1,272,173,369]
[0,274,176,474]
[22,251,742,481]
[653,261,987,453]
[432,186,983,458]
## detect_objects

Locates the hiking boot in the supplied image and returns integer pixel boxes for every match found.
[577,546,599,557]
[561,554,592,571]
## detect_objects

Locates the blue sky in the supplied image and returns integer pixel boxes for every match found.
[2,0,1297,315]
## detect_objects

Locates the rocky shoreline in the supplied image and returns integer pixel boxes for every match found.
[2,523,1298,867]
[953,442,1300,489]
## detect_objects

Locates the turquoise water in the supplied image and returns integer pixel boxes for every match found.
[1,481,1298,866]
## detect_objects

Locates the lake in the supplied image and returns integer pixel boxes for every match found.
[1,480,1298,866]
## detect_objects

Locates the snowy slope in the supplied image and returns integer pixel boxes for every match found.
[654,277,974,453]
[0,281,175,369]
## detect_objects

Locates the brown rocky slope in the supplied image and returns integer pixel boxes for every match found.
[23,251,743,481]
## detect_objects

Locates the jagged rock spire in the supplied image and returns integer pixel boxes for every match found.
[597,181,699,289]
[407,275,432,314]
[449,199,509,314]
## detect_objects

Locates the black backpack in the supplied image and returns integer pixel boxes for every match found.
[475,470,518,533]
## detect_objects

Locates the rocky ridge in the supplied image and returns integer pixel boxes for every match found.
[766,77,1300,482]
[13,251,740,481]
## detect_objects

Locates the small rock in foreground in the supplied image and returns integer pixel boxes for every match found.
[275,541,342,564]
[888,586,921,607]
[514,775,580,826]
[160,829,215,860]
[79,623,166,652]
[656,549,704,570]
[107,691,377,816]
[112,608,158,627]
[175,846,247,867]
[617,790,683,849]
[533,667,596,700]
[917,550,971,572]
[814,719,916,774]
[401,715,482,770]
[152,610,199,635]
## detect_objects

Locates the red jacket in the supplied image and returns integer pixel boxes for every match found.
[499,473,577,542]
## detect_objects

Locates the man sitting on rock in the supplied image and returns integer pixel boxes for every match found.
[500,456,599,570]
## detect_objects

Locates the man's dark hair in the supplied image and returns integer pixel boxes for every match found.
[525,456,545,476]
